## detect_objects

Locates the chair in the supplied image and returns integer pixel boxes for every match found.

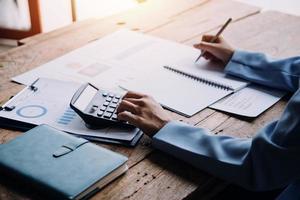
[0,0,41,40]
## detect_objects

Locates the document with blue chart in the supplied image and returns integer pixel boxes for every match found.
[0,78,142,146]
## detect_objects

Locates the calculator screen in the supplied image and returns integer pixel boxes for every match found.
[74,85,97,111]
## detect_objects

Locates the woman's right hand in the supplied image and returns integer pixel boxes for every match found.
[193,35,235,65]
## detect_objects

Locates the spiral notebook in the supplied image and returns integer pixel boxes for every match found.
[121,59,249,117]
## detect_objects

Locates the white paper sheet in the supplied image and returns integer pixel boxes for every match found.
[13,29,201,91]
[210,84,286,117]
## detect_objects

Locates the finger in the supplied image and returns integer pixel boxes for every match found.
[117,111,141,127]
[203,52,214,60]
[117,100,139,114]
[201,50,222,62]
[203,53,209,60]
[123,91,144,99]
[211,56,222,62]
[123,97,145,106]
[203,51,214,58]
[218,36,225,42]
[202,35,214,42]
[197,41,220,53]
[194,42,219,49]
[202,35,221,43]
[193,43,201,49]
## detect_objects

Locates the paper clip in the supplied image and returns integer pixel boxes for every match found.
[29,78,39,92]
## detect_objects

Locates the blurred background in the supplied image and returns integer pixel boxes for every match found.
[0,0,299,53]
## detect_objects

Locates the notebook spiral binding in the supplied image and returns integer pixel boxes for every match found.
[164,66,234,91]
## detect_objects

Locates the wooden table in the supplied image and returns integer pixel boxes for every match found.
[1,0,300,199]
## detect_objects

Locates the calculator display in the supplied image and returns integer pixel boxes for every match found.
[74,85,97,111]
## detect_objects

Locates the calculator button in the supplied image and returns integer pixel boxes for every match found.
[103,112,112,118]
[106,107,115,113]
[112,114,118,120]
[109,93,115,98]
[97,111,104,116]
[115,95,121,99]
[100,106,107,111]
[112,98,119,103]
[109,103,117,108]
[92,105,98,108]
[106,97,112,102]
[103,102,109,106]
[102,92,108,97]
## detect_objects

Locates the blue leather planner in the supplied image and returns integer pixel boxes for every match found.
[0,124,128,199]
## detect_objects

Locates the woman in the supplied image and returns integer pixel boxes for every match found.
[117,35,300,200]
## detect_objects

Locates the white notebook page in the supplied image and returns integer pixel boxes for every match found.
[121,67,233,117]
[169,58,249,91]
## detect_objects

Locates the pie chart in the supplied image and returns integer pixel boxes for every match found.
[16,105,47,118]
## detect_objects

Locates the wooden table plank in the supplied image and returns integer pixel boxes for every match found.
[186,11,300,58]
[149,0,259,42]
[93,151,215,200]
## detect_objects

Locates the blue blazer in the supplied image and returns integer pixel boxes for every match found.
[152,51,300,200]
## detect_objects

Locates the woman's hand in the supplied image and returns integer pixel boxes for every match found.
[117,91,172,137]
[194,35,235,65]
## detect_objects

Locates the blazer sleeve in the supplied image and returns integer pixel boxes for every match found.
[224,50,300,92]
[152,52,300,191]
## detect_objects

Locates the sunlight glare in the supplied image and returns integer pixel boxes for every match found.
[75,0,138,20]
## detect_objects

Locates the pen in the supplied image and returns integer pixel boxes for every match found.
[195,18,232,63]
